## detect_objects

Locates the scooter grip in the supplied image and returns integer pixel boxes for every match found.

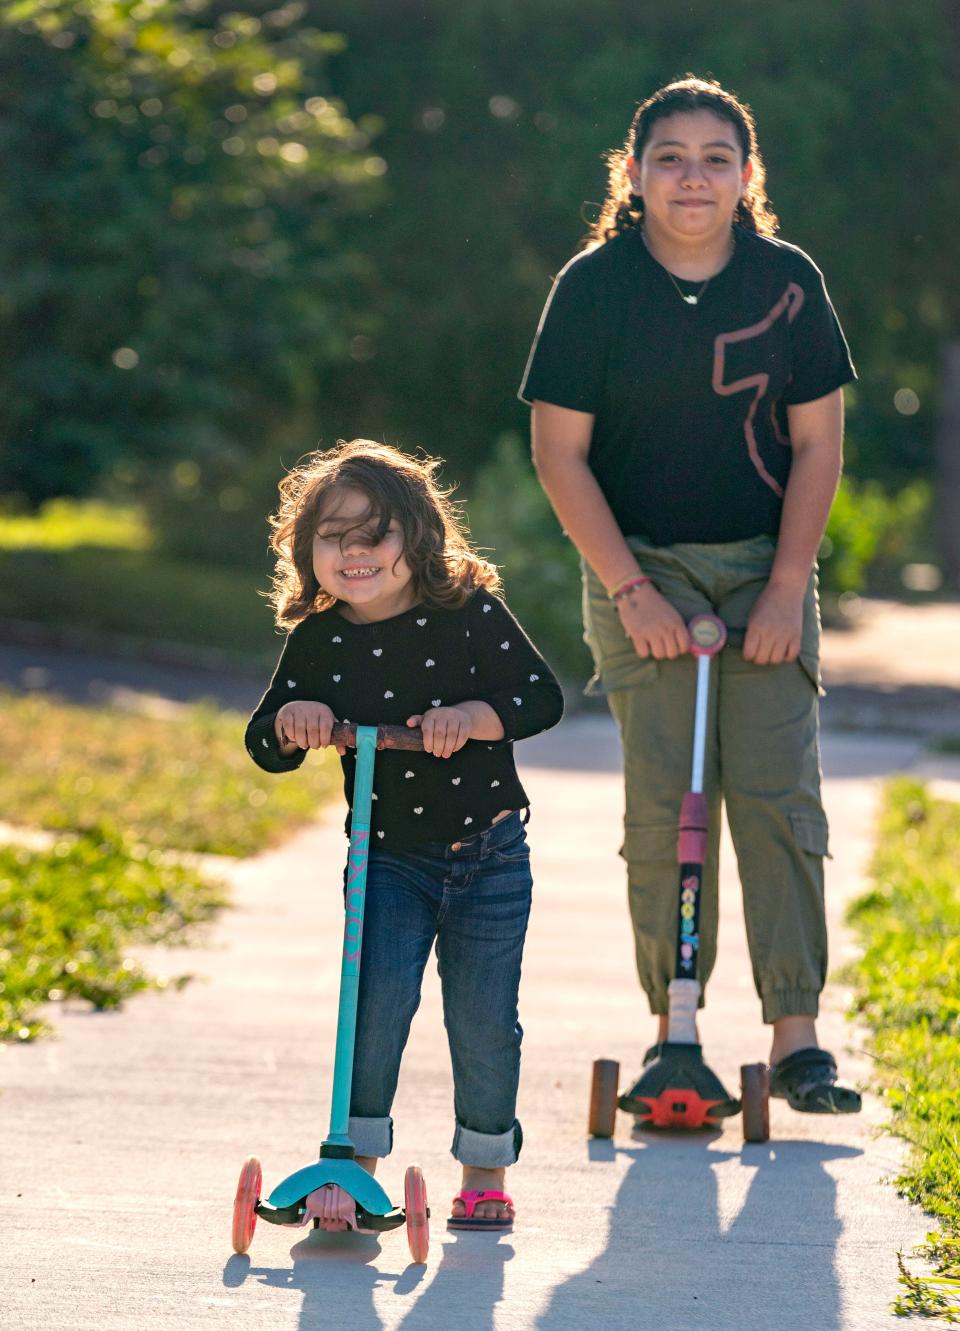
[677,792,709,865]
[331,723,425,751]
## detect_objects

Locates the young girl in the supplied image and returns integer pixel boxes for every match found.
[245,439,564,1231]
[521,76,861,1114]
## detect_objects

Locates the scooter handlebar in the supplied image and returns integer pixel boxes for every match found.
[331,722,425,752]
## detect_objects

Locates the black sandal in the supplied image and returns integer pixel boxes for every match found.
[769,1048,862,1114]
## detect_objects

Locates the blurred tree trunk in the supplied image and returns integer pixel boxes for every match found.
[936,339,960,588]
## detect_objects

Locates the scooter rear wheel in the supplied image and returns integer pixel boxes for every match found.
[232,1155,262,1254]
[741,1063,770,1143]
[404,1164,429,1263]
[589,1058,620,1138]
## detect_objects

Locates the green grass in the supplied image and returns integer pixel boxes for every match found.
[847,779,960,1320]
[0,832,221,1041]
[0,691,339,857]
[0,692,341,1039]
[0,548,278,665]
[0,497,151,551]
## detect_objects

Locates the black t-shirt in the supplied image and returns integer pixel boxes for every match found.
[519,226,855,546]
[245,588,564,850]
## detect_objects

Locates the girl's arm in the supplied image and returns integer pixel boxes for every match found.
[245,626,316,772]
[465,589,565,743]
[531,401,689,658]
[744,388,844,665]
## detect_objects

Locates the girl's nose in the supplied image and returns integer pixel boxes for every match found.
[681,161,708,187]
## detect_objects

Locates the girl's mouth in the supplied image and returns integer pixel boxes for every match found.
[339,566,381,579]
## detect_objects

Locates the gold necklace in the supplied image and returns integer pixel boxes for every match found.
[643,230,735,307]
[664,271,710,306]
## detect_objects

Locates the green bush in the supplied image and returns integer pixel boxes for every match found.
[820,477,931,595]
[465,432,592,683]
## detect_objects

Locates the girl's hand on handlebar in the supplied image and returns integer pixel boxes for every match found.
[407,706,472,758]
[275,701,345,755]
[743,582,804,665]
[616,584,689,660]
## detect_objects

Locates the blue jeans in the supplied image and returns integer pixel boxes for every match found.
[347,811,532,1167]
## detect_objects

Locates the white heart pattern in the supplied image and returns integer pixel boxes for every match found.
[513,697,522,705]
[470,666,476,674]
[501,641,510,650]
[333,674,341,682]
[287,680,296,688]
[529,674,539,682]
[332,636,342,643]
[414,806,423,815]
[262,738,269,748]
[373,648,383,657]
[384,690,394,699]
[483,604,492,612]
[425,659,435,667]
[464,817,473,825]
[431,699,441,708]
[452,777,461,785]
[490,779,500,787]
[372,792,378,799]
[405,771,415,779]
[377,830,385,838]
[417,617,427,626]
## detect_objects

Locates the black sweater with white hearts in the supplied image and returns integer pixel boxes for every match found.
[245,587,564,849]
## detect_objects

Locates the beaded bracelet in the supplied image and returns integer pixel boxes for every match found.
[609,574,653,603]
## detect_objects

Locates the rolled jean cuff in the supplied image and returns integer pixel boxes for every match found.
[347,1115,393,1158]
[761,988,821,1024]
[451,1119,523,1167]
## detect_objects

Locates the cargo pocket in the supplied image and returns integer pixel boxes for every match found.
[789,810,831,860]
[798,652,825,696]
[620,821,677,866]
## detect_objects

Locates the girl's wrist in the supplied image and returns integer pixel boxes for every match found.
[609,574,653,603]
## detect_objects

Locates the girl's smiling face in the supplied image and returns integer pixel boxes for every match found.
[313,486,416,622]
[628,109,752,242]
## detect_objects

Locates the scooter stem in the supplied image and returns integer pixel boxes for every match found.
[326,724,378,1145]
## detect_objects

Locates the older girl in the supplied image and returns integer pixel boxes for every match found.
[521,76,860,1115]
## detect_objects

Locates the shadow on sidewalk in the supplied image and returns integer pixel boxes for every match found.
[536,1131,860,1331]
[221,1226,513,1330]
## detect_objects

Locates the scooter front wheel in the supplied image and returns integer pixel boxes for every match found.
[404,1164,430,1263]
[741,1063,770,1143]
[232,1155,262,1254]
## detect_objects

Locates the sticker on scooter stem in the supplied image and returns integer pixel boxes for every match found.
[343,828,369,969]
[677,869,702,973]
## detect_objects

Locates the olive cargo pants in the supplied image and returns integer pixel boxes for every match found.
[583,534,829,1024]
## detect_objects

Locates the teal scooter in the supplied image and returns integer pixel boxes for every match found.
[232,723,431,1263]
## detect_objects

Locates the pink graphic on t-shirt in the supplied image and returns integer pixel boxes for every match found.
[712,283,805,496]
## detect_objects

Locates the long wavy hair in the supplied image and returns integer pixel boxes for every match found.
[589,75,778,247]
[268,439,500,629]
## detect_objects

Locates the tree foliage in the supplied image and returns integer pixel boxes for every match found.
[0,0,382,558]
[2,0,957,564]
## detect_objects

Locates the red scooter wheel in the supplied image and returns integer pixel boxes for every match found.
[232,1155,262,1254]
[589,1058,620,1138]
[404,1164,430,1263]
[741,1063,770,1143]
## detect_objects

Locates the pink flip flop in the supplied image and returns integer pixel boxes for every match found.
[447,1189,515,1231]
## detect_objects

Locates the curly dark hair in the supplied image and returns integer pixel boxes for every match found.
[589,75,778,247]
[267,439,500,629]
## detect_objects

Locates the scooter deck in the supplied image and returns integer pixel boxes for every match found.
[618,1042,741,1128]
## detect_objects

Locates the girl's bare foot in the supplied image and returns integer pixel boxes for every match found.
[770,1015,818,1066]
[450,1165,515,1224]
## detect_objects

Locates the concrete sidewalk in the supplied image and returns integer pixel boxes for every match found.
[3,717,953,1330]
